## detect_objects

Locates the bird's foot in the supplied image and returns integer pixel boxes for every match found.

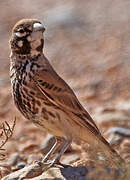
[34,159,56,171]
[40,158,70,170]
[35,156,70,172]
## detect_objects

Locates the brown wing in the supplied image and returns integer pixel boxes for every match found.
[33,60,100,135]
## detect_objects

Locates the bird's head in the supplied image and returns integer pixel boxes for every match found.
[10,19,45,56]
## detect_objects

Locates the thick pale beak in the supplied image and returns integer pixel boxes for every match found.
[33,23,45,32]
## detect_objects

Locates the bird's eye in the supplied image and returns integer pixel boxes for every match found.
[19,29,24,33]
[15,29,26,37]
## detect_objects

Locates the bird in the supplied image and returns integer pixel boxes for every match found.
[9,19,124,169]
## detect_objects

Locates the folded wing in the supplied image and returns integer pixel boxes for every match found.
[32,62,100,136]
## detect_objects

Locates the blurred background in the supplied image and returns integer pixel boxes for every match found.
[0,0,130,178]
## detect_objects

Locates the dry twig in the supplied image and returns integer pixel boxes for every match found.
[0,118,16,159]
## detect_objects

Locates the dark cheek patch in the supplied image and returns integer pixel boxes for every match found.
[15,37,31,54]
[36,39,44,52]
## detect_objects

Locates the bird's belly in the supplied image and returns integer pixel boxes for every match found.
[32,105,67,137]
[11,80,66,137]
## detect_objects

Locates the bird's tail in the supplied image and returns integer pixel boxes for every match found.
[94,134,125,170]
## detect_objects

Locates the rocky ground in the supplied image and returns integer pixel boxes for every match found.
[0,0,130,179]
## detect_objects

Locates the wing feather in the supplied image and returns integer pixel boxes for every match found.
[33,60,100,135]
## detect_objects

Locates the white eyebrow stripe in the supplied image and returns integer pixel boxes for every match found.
[15,32,23,37]
[15,32,26,37]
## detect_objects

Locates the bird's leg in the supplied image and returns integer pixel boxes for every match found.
[42,136,62,163]
[52,138,72,166]
[40,137,68,171]
[41,137,72,171]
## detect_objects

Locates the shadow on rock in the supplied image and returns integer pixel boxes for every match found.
[60,165,124,180]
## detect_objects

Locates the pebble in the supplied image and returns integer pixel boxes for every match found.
[7,152,22,166]
[27,154,42,165]
[0,164,11,178]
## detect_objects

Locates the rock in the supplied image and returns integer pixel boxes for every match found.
[17,161,26,169]
[30,167,65,180]
[12,161,26,171]
[120,139,130,163]
[93,111,129,124]
[105,127,130,145]
[2,162,43,180]
[27,154,42,164]
[7,152,22,166]
[107,127,130,137]
[62,154,80,165]
[2,163,125,180]
[0,164,11,178]
[116,100,130,111]
[19,141,39,153]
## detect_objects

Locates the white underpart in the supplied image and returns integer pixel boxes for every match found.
[26,62,31,73]
[30,34,43,56]
[28,31,43,42]
[32,31,42,39]
[27,36,32,41]
[17,40,23,47]
[25,62,37,78]
[22,62,31,82]
[31,50,40,56]
[30,23,44,56]
[31,33,42,49]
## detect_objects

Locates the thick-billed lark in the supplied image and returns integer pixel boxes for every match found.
[9,19,123,168]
